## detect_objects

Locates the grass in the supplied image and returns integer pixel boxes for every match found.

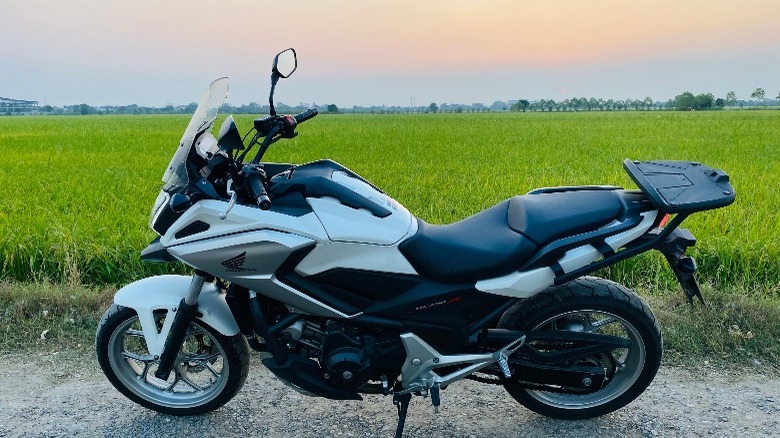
[1,281,777,368]
[0,111,779,365]
[1,111,778,289]
[0,281,112,352]
[645,284,780,367]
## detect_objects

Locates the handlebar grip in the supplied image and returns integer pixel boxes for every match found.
[293,107,318,124]
[257,193,271,210]
[245,167,272,210]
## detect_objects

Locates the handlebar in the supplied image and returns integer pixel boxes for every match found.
[242,108,319,201]
[293,108,318,124]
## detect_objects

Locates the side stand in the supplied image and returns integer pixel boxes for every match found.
[393,392,412,438]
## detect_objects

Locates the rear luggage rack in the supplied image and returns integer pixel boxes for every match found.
[623,159,736,214]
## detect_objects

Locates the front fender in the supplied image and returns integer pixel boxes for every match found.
[114,275,240,356]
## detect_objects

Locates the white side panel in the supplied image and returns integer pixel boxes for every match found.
[114,275,240,355]
[161,200,329,247]
[295,242,419,276]
[308,196,413,245]
[558,244,601,274]
[475,267,556,298]
[476,211,659,298]
[605,211,658,250]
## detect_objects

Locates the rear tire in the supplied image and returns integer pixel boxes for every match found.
[95,304,249,415]
[497,277,662,419]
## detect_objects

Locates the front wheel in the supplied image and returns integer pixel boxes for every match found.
[498,277,662,419]
[95,304,249,415]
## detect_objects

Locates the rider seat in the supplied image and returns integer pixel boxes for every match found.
[399,191,624,283]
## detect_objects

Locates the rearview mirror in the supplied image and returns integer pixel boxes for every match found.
[272,49,297,79]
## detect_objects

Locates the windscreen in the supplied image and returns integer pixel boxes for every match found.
[162,77,229,188]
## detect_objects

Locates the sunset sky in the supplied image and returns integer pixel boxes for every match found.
[3,0,779,107]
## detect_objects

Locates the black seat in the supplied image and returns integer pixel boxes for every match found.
[399,191,624,283]
[508,191,624,246]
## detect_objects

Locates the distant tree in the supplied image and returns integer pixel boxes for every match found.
[327,104,339,113]
[751,87,765,105]
[673,92,696,110]
[672,91,714,110]
[715,98,725,108]
[41,105,53,112]
[644,97,653,110]
[510,99,530,112]
[695,93,714,110]
[519,99,530,112]
[777,91,780,101]
[78,103,94,115]
[428,102,438,113]
[726,91,737,106]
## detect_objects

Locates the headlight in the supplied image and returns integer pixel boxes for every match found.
[149,190,170,231]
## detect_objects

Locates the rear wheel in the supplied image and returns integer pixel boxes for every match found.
[95,304,249,415]
[498,277,662,419]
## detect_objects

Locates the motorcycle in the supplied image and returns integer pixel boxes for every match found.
[95,48,735,437]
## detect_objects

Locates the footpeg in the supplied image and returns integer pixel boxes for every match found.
[493,334,525,379]
[497,352,511,378]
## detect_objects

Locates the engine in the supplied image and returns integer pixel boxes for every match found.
[321,324,373,390]
[282,320,405,391]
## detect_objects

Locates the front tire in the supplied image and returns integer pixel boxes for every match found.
[498,277,662,419]
[96,304,249,415]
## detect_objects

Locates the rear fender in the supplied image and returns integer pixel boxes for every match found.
[114,275,240,356]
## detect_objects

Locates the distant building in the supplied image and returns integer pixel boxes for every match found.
[1,97,39,114]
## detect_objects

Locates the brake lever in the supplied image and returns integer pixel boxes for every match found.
[219,178,237,220]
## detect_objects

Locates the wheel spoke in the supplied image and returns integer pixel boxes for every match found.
[203,352,222,362]
[164,376,181,392]
[591,316,616,330]
[181,351,221,363]
[140,361,151,381]
[205,362,221,379]
[180,372,205,392]
[122,351,154,362]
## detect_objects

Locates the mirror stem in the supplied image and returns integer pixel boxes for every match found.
[269,74,280,116]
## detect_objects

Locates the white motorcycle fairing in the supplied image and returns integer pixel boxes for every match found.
[114,275,240,355]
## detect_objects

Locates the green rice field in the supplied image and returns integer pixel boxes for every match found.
[1,111,778,292]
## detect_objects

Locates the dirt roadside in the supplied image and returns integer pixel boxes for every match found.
[0,351,777,438]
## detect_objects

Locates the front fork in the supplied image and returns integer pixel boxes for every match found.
[154,272,209,380]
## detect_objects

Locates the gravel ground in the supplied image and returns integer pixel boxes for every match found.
[0,351,777,438]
